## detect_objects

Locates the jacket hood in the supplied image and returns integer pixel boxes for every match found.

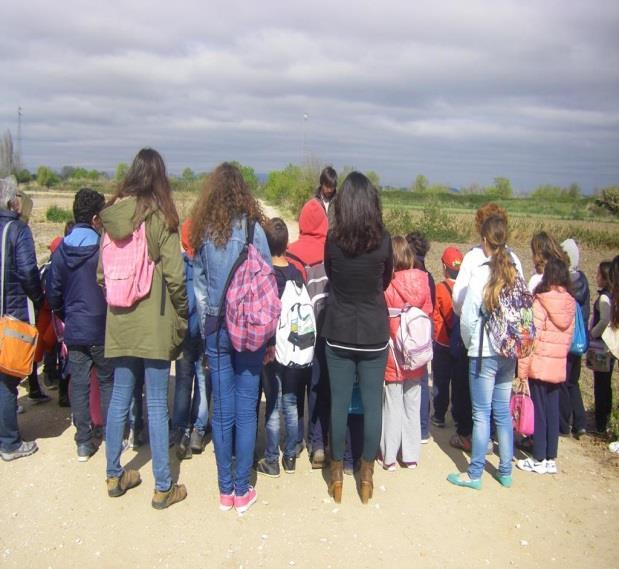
[388,268,428,308]
[100,197,141,240]
[561,239,579,271]
[537,289,575,331]
[298,198,328,239]
[59,242,100,270]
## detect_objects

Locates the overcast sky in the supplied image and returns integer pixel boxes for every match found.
[2,0,618,192]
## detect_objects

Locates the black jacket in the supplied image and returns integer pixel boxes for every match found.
[322,231,393,346]
[570,270,590,325]
[46,224,107,346]
[0,209,43,321]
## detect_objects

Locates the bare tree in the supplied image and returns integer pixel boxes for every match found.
[0,130,17,176]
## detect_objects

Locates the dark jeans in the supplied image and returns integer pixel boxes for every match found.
[450,350,472,437]
[308,338,330,453]
[529,379,560,461]
[326,344,387,461]
[68,345,114,444]
[594,360,616,432]
[559,354,586,434]
[0,373,21,452]
[27,363,43,396]
[420,373,430,438]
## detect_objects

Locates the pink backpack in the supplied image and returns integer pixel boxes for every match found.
[388,305,433,372]
[222,221,281,352]
[101,222,155,308]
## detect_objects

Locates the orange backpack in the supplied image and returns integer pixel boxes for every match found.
[0,221,39,379]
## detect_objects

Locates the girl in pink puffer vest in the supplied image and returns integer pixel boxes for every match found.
[517,257,576,476]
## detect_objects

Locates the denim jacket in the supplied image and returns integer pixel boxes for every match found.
[193,216,272,336]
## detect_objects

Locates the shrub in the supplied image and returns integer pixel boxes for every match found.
[594,186,619,217]
[46,205,73,223]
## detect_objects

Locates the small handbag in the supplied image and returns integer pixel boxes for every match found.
[586,338,612,372]
[510,380,535,436]
[0,221,39,379]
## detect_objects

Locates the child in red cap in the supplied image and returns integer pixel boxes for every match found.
[431,247,472,448]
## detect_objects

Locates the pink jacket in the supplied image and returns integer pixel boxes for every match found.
[384,269,432,382]
[518,287,576,383]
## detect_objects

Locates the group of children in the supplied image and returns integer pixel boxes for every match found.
[6,176,618,506]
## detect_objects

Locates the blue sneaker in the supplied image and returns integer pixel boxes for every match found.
[493,472,512,488]
[447,472,481,490]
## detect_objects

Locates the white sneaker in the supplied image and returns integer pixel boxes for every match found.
[516,457,547,474]
[545,459,558,474]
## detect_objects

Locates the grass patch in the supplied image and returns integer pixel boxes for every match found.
[46,205,74,224]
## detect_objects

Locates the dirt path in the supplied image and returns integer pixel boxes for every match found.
[2,384,618,569]
[4,193,618,569]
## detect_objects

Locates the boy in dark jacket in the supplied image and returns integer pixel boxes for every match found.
[47,188,113,461]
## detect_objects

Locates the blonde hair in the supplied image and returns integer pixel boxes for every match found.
[392,235,413,271]
[482,215,517,312]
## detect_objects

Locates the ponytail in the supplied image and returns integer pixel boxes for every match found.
[481,215,517,313]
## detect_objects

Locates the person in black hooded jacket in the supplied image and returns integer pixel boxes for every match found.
[47,188,114,461]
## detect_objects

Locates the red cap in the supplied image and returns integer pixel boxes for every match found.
[181,218,194,257]
[441,246,463,271]
[49,236,63,253]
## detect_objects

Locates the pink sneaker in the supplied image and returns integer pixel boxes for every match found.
[234,487,257,514]
[219,492,234,512]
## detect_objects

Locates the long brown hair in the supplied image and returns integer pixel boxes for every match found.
[530,231,569,274]
[109,148,179,232]
[482,215,517,313]
[392,235,413,271]
[189,162,264,250]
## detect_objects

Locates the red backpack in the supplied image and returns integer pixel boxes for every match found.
[220,221,281,352]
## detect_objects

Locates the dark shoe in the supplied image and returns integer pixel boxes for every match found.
[431,414,445,428]
[189,429,207,453]
[176,432,192,461]
[127,428,144,450]
[573,428,587,440]
[152,483,187,510]
[282,455,296,474]
[0,440,38,462]
[77,442,97,462]
[310,448,326,469]
[58,393,71,407]
[43,373,58,391]
[329,460,343,503]
[255,458,280,478]
[28,392,51,404]
[359,459,374,504]
[450,433,472,452]
[107,469,141,497]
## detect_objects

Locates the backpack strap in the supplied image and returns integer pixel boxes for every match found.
[0,221,14,316]
[216,218,256,327]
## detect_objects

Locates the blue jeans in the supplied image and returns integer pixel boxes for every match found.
[173,335,210,434]
[263,362,299,462]
[106,358,172,491]
[468,356,515,480]
[0,373,20,452]
[206,328,264,496]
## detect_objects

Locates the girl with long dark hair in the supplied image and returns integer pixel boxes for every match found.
[322,172,392,504]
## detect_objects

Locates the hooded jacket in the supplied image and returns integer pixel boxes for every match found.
[0,209,43,322]
[518,288,576,383]
[287,198,328,278]
[47,224,107,346]
[99,198,188,360]
[384,268,433,382]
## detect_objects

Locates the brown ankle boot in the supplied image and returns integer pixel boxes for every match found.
[359,459,374,504]
[329,459,343,503]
